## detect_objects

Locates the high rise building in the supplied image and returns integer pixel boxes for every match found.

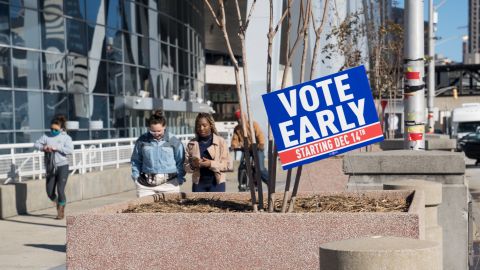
[466,0,480,63]
[0,0,208,144]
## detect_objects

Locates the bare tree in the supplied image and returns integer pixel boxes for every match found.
[266,0,288,212]
[279,0,312,213]
[321,11,366,72]
[204,0,259,211]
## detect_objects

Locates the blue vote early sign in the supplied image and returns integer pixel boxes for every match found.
[262,65,384,170]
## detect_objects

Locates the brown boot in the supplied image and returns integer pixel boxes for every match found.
[55,205,65,220]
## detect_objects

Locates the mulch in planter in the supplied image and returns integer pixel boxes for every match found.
[122,195,409,213]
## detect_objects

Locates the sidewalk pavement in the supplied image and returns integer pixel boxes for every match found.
[0,190,137,270]
[0,168,286,270]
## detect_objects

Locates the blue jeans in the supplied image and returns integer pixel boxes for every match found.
[256,150,269,183]
[241,150,269,184]
[192,182,226,192]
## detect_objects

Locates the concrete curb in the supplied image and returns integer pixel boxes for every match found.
[0,166,134,219]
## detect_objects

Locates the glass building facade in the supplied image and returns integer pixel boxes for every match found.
[0,0,206,143]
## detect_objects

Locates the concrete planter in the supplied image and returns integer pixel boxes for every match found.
[67,190,425,270]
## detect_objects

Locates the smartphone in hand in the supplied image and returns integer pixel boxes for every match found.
[190,156,200,168]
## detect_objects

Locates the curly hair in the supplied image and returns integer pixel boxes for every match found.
[147,110,166,126]
[51,114,67,130]
[195,113,218,136]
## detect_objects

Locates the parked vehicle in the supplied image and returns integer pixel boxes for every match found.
[458,128,480,166]
[451,103,480,150]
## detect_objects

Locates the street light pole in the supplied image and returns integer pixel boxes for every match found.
[404,0,426,150]
[427,0,436,134]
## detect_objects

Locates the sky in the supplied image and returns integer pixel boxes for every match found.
[395,0,468,62]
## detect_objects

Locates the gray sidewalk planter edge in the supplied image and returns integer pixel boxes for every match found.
[0,166,134,219]
[344,149,468,270]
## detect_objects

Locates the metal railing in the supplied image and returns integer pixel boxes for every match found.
[1,134,195,184]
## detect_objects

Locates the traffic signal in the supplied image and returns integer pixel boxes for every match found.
[453,87,458,99]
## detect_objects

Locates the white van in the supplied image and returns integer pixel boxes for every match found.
[451,103,480,149]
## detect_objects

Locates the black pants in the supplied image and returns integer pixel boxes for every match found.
[46,165,69,205]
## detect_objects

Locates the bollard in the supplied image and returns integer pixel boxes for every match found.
[384,179,443,267]
[320,236,441,270]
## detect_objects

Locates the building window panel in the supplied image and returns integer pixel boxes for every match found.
[40,0,63,15]
[14,90,43,130]
[160,71,173,99]
[169,19,177,45]
[136,4,148,36]
[124,64,137,96]
[10,0,39,9]
[12,49,41,90]
[106,0,121,30]
[66,54,88,94]
[138,35,149,67]
[66,18,88,55]
[122,0,135,33]
[0,90,13,130]
[107,62,123,95]
[90,59,107,93]
[68,130,89,140]
[105,27,123,62]
[43,92,68,128]
[159,13,168,43]
[170,45,177,73]
[64,0,86,20]
[10,6,42,49]
[41,12,65,52]
[43,52,66,91]
[0,48,11,87]
[86,0,104,25]
[0,133,13,152]
[67,92,89,128]
[0,3,10,45]
[15,131,43,143]
[91,95,108,129]
[138,67,151,93]
[109,95,124,129]
[87,23,106,60]
[123,32,138,65]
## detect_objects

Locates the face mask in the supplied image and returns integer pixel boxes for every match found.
[51,129,61,136]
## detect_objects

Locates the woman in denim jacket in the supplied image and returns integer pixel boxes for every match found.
[130,110,186,197]
[185,113,232,192]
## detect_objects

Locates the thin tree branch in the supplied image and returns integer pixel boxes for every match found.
[245,0,257,29]
[204,0,222,28]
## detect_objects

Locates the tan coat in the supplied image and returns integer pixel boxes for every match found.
[184,134,232,184]
[230,121,265,151]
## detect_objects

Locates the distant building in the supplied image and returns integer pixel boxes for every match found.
[466,0,480,63]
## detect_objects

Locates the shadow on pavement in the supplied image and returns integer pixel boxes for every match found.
[3,219,66,228]
[23,213,58,219]
[24,244,66,253]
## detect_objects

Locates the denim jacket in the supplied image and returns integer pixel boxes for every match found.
[131,132,186,184]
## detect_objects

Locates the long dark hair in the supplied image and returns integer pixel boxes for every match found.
[51,114,67,131]
[195,113,218,136]
[147,110,166,126]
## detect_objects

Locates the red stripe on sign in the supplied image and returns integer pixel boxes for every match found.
[408,133,423,141]
[405,71,420,80]
[278,123,383,165]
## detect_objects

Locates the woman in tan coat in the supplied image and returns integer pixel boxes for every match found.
[185,113,232,192]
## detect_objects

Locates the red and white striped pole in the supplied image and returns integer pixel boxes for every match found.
[404,0,426,150]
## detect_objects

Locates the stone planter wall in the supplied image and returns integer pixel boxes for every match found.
[344,150,468,270]
[67,190,424,270]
